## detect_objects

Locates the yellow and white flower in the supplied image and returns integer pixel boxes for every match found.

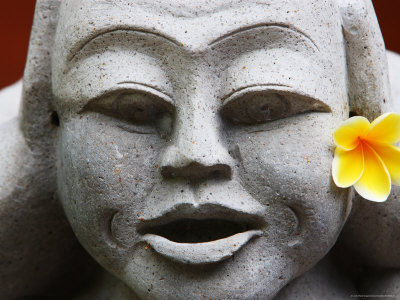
[332,112,400,202]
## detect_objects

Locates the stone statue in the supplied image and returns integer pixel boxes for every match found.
[1,0,399,299]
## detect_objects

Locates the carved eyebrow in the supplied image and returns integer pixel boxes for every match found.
[68,23,319,62]
[221,83,293,102]
[67,27,181,62]
[208,23,319,51]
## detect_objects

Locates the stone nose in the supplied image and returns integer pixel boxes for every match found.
[159,107,233,182]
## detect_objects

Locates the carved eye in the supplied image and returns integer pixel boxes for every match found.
[220,89,331,124]
[85,90,174,125]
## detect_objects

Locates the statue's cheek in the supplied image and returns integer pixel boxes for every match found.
[56,116,166,263]
[226,115,348,256]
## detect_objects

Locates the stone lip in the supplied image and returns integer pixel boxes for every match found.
[138,202,266,229]
[142,230,263,264]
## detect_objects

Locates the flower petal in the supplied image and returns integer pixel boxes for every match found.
[371,143,400,186]
[366,112,400,144]
[333,116,370,150]
[353,142,391,202]
[332,143,364,188]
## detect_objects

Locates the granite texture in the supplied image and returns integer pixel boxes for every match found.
[0,0,397,299]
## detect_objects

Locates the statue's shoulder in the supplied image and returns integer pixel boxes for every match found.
[0,79,22,125]
[387,50,400,112]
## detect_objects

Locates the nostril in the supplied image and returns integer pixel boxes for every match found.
[161,162,232,181]
[50,111,60,127]
[209,169,226,180]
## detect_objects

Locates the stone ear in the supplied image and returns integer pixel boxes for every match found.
[337,0,392,120]
[20,0,61,152]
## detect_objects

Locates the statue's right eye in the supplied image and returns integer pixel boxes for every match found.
[84,90,174,125]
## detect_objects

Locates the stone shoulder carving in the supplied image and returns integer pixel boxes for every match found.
[0,1,399,299]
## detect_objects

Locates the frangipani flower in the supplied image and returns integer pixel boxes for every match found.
[332,112,400,202]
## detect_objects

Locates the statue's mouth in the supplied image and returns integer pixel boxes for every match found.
[138,205,265,264]
[142,218,257,243]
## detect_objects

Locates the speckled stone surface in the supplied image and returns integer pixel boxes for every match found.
[275,255,357,300]
[0,0,397,299]
[338,50,400,269]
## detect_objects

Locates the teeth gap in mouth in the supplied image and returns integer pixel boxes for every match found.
[141,219,254,243]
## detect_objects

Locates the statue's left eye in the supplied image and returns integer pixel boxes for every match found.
[220,89,331,125]
[84,90,174,125]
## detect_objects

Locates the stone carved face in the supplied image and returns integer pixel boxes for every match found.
[52,0,350,298]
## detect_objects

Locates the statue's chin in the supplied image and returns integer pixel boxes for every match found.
[102,236,303,300]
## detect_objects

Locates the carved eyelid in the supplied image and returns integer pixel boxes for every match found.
[220,84,330,110]
[219,84,332,124]
[116,82,174,105]
[82,82,174,112]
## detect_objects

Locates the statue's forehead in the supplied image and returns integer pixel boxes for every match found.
[56,0,340,60]
[99,0,275,18]
[64,0,319,18]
